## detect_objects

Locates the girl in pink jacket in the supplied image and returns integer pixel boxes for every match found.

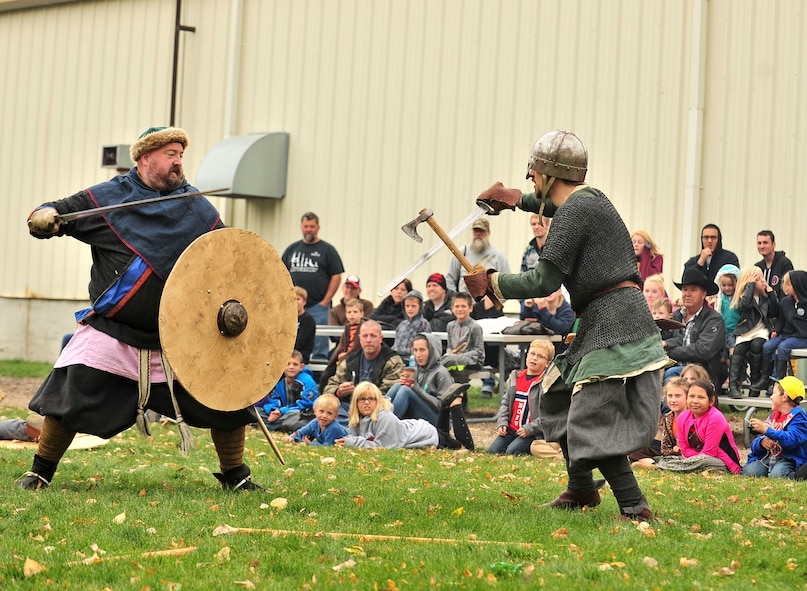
[676,379,742,473]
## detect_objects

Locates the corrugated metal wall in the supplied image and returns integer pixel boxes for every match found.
[1,0,806,360]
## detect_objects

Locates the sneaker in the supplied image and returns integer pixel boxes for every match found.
[480,388,493,399]
[15,471,50,491]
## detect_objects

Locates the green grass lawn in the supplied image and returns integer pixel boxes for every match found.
[0,360,52,379]
[1,411,805,590]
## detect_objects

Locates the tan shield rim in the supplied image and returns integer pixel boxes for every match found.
[159,228,297,412]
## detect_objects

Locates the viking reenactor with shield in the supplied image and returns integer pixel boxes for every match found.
[464,130,669,522]
[20,127,295,491]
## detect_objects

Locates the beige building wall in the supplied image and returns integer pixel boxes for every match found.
[1,0,805,361]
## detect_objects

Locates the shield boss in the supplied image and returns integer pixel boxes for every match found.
[159,228,297,411]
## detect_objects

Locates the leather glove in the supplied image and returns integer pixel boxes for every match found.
[464,265,496,302]
[27,207,61,235]
[476,182,522,215]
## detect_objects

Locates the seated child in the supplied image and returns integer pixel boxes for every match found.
[293,286,317,364]
[488,340,554,456]
[651,299,677,341]
[255,350,318,432]
[392,290,431,363]
[441,292,485,381]
[631,377,689,468]
[728,266,778,396]
[335,382,439,449]
[763,271,807,382]
[654,379,741,473]
[388,333,447,424]
[283,394,347,446]
[319,298,365,391]
[742,376,807,478]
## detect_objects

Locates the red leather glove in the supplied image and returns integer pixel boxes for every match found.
[464,266,496,302]
[476,182,521,215]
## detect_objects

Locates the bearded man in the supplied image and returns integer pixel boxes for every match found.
[445,217,511,293]
[19,126,263,492]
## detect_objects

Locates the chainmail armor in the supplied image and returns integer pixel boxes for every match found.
[541,187,658,366]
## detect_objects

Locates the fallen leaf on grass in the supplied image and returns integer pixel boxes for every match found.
[451,507,464,517]
[501,490,523,501]
[551,528,568,540]
[712,567,735,576]
[24,557,46,577]
[332,559,356,571]
[321,457,336,464]
[270,498,288,510]
[643,556,659,568]
[234,580,256,589]
[112,512,126,524]
[679,557,699,567]
[216,546,231,562]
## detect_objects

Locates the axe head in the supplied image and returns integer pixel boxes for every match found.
[401,208,433,243]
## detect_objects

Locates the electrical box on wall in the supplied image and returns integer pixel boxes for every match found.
[195,132,289,198]
[101,145,133,170]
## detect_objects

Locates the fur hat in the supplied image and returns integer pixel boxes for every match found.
[129,126,189,162]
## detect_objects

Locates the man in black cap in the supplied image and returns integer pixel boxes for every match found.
[663,268,726,386]
[20,126,263,492]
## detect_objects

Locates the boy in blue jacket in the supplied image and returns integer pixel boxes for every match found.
[742,376,807,478]
[254,350,318,432]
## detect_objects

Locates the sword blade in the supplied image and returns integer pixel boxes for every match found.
[377,204,488,296]
[56,187,230,223]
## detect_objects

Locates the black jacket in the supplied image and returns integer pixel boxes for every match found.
[666,305,726,385]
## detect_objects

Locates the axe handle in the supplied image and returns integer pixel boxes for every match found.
[423,215,504,311]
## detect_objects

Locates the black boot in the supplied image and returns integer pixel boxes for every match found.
[727,352,746,398]
[15,454,59,490]
[213,464,264,491]
[748,353,769,392]
[775,360,790,381]
[619,495,653,522]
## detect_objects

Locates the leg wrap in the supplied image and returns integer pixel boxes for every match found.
[37,416,77,464]
[211,426,246,472]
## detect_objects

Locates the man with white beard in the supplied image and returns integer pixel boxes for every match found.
[445,218,511,294]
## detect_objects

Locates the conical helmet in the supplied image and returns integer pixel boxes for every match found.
[525,130,587,182]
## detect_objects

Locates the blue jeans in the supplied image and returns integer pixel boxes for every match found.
[741,456,796,478]
[486,427,534,455]
[306,303,331,360]
[387,384,438,424]
[762,335,807,364]
[0,418,32,441]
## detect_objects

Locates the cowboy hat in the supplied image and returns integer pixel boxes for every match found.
[674,268,719,296]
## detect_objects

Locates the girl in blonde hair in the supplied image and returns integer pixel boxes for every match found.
[631,230,664,284]
[335,382,438,449]
[727,266,778,397]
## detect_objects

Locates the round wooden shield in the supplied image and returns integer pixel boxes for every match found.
[159,228,297,411]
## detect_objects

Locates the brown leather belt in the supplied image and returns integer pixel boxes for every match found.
[579,280,641,312]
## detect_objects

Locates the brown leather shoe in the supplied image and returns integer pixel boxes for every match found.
[543,487,601,509]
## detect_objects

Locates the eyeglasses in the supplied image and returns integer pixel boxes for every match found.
[356,397,377,403]
[529,352,552,361]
